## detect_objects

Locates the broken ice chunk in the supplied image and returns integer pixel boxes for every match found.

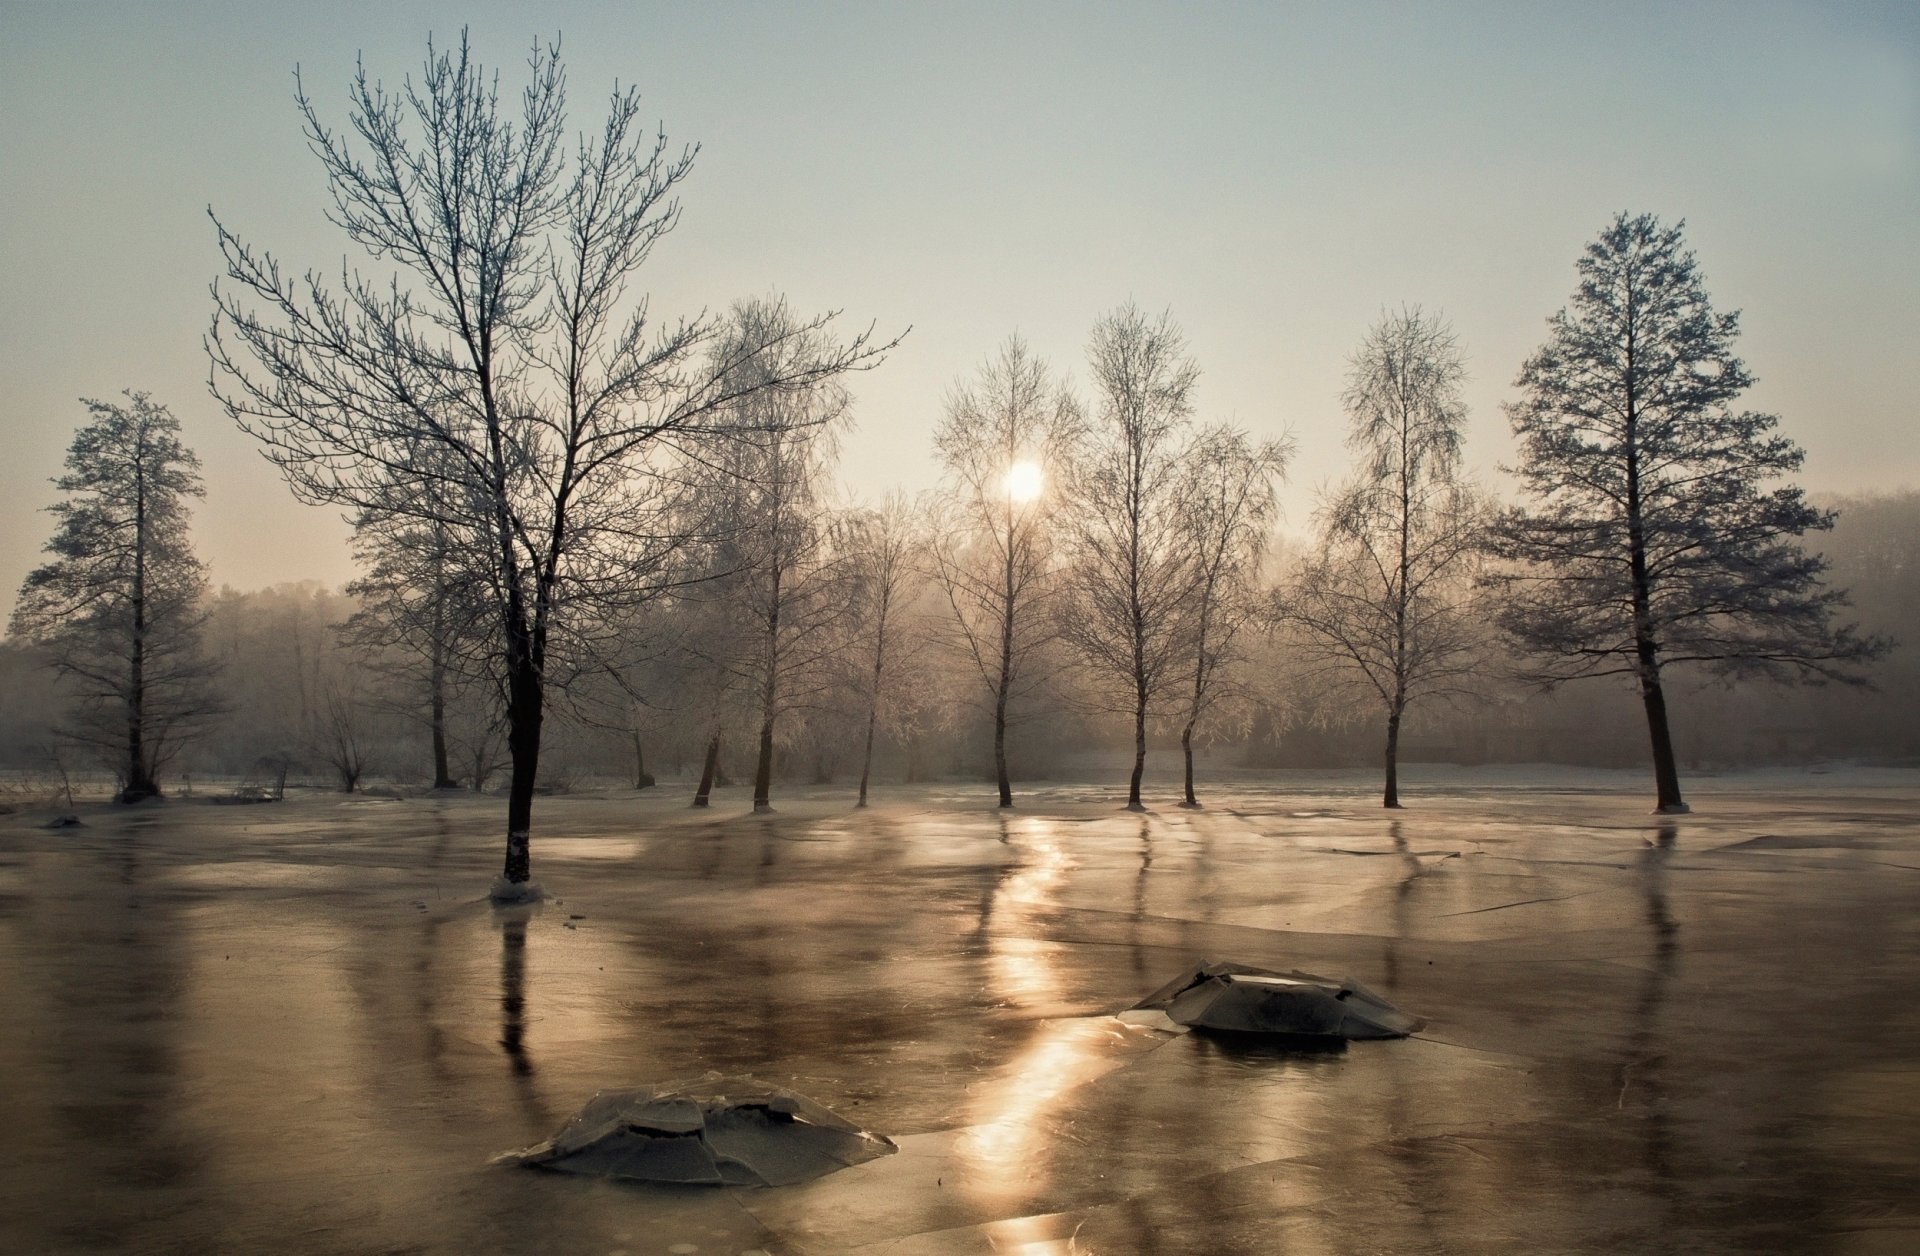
[1130,961,1423,1039]
[495,1073,896,1186]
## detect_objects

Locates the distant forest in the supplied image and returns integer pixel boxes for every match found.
[4,489,1909,794]
[2,39,1909,831]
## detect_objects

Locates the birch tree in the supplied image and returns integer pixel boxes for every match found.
[929,335,1081,807]
[684,298,857,813]
[1289,309,1489,807]
[1062,304,1200,811]
[1172,425,1289,807]
[846,493,927,807]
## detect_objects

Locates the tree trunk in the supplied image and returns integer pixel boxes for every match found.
[859,588,890,808]
[631,731,651,789]
[755,561,781,814]
[693,731,720,807]
[1179,721,1199,808]
[993,685,1012,807]
[428,576,456,788]
[995,501,1016,809]
[1383,706,1403,809]
[753,716,775,813]
[1637,647,1687,813]
[429,659,454,789]
[1628,399,1689,818]
[1389,414,1411,812]
[126,572,150,799]
[500,648,542,886]
[124,448,156,802]
[857,710,876,807]
[1622,326,1686,814]
[1126,683,1147,811]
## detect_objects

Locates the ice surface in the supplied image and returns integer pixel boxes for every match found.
[1,765,1918,1253]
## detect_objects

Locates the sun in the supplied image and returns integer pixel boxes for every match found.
[1006,460,1044,503]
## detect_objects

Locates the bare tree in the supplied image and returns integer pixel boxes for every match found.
[672,510,757,808]
[209,35,891,891]
[1288,309,1489,807]
[312,675,375,792]
[929,335,1082,807]
[845,493,928,807]
[1489,214,1884,813]
[1172,425,1290,807]
[695,299,858,813]
[682,605,749,808]
[1062,304,1201,811]
[544,605,672,792]
[9,392,223,800]
[341,471,495,789]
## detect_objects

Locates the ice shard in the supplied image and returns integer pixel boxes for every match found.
[1131,961,1423,1039]
[497,1074,897,1186]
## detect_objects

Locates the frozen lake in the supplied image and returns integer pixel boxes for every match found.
[3,768,1917,1253]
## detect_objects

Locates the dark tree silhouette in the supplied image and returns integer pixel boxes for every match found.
[10,392,222,800]
[1489,213,1885,813]
[209,34,890,891]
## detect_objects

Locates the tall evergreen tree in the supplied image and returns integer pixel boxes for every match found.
[10,392,221,800]
[1490,213,1884,812]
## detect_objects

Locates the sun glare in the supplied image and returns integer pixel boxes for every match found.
[1006,460,1044,502]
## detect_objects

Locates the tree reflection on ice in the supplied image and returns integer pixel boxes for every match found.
[496,906,536,1079]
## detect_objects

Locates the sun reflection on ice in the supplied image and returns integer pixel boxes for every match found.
[960,815,1156,1212]
[988,824,1073,1009]
[957,1018,1146,1208]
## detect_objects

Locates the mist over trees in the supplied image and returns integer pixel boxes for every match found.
[0,31,1906,826]
[1170,426,1289,807]
[704,298,860,814]
[341,446,498,791]
[847,494,927,808]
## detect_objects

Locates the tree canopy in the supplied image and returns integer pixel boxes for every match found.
[1489,212,1885,811]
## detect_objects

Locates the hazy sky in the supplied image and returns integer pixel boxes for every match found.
[2,1,1915,618]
